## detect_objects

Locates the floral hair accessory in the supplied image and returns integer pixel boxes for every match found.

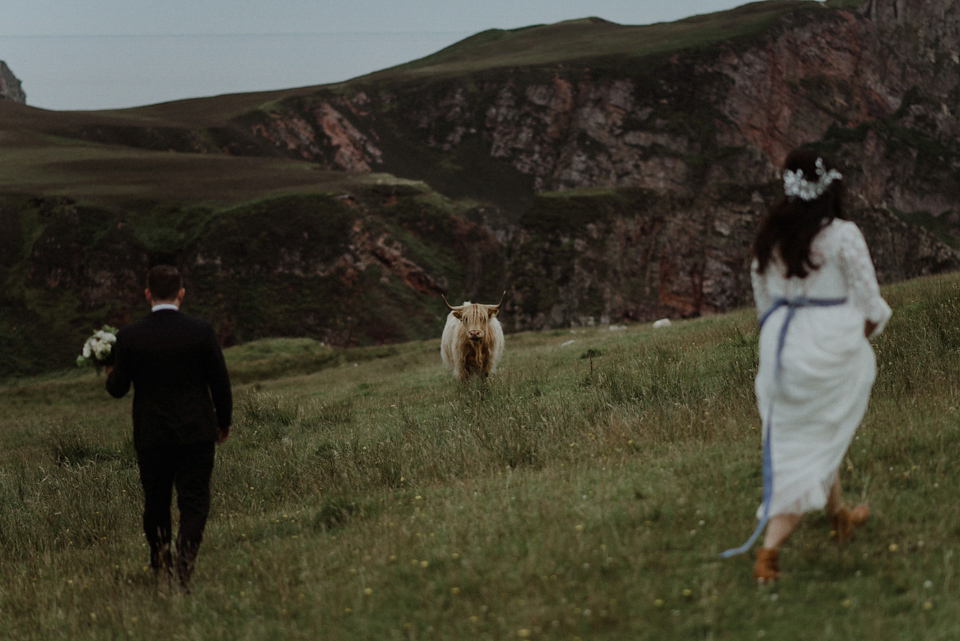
[782,157,843,201]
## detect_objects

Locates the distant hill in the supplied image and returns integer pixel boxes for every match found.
[2,0,960,377]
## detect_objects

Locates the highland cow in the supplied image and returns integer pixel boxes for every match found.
[440,293,505,381]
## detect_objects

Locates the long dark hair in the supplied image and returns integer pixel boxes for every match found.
[752,148,846,278]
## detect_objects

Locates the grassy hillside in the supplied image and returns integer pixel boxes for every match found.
[0,100,410,210]
[0,183,490,378]
[0,1,855,147]
[1,271,958,640]
[364,1,861,80]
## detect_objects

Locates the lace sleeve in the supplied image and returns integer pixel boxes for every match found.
[838,222,892,337]
[750,258,772,320]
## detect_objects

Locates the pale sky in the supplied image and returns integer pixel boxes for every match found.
[0,0,765,111]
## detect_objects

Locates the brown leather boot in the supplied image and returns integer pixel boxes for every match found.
[753,547,780,584]
[831,504,869,543]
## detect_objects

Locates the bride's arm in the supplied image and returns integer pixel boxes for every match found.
[750,258,772,321]
[838,223,891,339]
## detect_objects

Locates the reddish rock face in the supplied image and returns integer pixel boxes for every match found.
[250,95,383,171]
[418,3,960,324]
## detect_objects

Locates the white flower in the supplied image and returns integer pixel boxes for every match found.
[77,325,118,368]
[93,340,111,359]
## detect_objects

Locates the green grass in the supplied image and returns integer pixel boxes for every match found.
[0,125,422,211]
[1,271,959,639]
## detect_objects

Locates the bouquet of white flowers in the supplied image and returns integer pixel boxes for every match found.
[77,325,118,371]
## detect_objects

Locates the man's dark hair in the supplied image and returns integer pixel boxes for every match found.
[147,265,183,301]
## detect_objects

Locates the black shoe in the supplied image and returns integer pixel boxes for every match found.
[151,544,174,585]
[175,549,197,594]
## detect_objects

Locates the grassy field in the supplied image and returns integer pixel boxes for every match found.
[1,271,959,640]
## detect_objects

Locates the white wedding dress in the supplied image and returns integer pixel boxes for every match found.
[750,219,892,517]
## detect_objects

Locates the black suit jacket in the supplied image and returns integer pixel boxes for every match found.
[107,309,232,451]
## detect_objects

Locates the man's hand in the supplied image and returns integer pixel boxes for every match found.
[217,425,231,444]
[104,365,114,376]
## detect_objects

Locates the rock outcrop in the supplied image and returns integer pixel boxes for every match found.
[0,61,26,103]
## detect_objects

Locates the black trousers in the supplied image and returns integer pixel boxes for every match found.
[136,441,216,580]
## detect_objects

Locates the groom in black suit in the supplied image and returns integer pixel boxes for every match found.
[106,265,232,591]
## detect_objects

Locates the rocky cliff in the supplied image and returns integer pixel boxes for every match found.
[3,0,960,377]
[231,0,960,326]
[0,61,26,103]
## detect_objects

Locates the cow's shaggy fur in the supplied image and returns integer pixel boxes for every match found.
[440,295,505,381]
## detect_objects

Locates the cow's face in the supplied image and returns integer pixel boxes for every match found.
[443,292,505,343]
[454,304,499,342]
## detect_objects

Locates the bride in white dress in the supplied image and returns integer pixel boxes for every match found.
[725,148,892,582]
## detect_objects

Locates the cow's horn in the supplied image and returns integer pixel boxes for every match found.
[490,290,506,311]
[441,294,459,311]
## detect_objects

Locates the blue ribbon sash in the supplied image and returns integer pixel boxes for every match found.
[721,296,846,559]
